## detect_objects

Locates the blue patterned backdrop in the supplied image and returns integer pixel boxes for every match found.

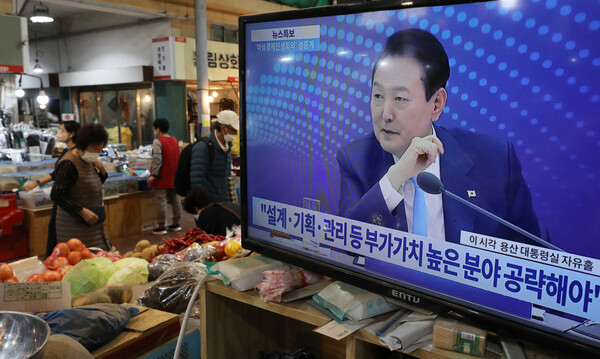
[244,0,600,256]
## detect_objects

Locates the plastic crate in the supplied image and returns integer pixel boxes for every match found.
[138,328,201,359]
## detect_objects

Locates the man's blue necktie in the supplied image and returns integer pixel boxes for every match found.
[411,177,428,236]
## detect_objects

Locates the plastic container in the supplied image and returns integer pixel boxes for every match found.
[29,154,52,162]
[19,188,53,208]
[0,162,17,174]
[118,176,139,193]
[16,161,42,172]
[103,177,120,197]
[0,173,20,192]
[39,159,58,169]
[138,328,200,359]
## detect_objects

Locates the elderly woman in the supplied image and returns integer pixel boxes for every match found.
[23,120,81,256]
[50,124,110,250]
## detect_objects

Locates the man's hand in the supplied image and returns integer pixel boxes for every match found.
[386,135,444,191]
[80,208,99,225]
[148,176,156,185]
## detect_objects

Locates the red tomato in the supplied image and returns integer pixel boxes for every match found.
[26,273,45,282]
[67,251,82,265]
[52,256,69,269]
[67,238,85,252]
[0,263,14,281]
[55,243,70,257]
[42,270,61,282]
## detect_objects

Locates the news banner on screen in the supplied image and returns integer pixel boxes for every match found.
[243,0,600,333]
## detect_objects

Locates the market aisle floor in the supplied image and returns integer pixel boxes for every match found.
[109,208,196,255]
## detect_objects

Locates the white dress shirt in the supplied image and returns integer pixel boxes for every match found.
[378,147,446,241]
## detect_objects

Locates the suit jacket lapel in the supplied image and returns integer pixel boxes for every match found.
[436,126,476,244]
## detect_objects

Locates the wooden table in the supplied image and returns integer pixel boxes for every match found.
[199,280,503,359]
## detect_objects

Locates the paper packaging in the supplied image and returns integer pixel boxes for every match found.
[0,282,72,312]
[433,317,488,357]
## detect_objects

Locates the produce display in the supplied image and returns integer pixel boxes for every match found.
[3,227,249,314]
[161,227,245,262]
[122,239,160,261]
[0,263,18,283]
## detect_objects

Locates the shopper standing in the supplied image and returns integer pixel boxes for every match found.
[148,118,182,235]
[23,121,81,256]
[189,110,239,202]
[51,124,110,250]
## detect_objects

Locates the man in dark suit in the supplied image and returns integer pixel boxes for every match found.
[337,28,545,245]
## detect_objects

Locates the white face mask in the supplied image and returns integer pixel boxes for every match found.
[82,151,100,163]
[224,134,236,142]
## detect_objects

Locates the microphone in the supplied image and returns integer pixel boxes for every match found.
[416,172,562,251]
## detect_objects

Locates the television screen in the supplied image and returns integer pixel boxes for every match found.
[240,0,600,353]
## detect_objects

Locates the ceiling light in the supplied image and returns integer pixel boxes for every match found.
[143,94,152,103]
[15,76,25,97]
[212,91,218,98]
[32,59,44,73]
[37,90,49,105]
[30,3,54,23]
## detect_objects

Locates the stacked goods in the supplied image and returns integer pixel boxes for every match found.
[23,238,96,283]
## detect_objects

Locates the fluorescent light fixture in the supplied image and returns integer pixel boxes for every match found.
[30,3,54,23]
[37,90,49,105]
[32,59,44,73]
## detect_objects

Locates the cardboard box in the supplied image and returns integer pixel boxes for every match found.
[0,281,71,312]
[92,306,181,359]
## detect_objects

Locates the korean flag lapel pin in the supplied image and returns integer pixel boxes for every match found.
[467,189,477,198]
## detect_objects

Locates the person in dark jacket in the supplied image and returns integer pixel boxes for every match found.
[184,188,241,237]
[148,118,182,235]
[189,110,238,202]
[22,121,80,257]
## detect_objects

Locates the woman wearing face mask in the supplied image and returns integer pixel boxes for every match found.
[22,121,81,257]
[51,124,110,250]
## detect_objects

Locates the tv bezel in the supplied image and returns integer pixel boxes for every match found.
[238,0,600,356]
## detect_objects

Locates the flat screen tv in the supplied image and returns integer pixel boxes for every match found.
[240,0,600,354]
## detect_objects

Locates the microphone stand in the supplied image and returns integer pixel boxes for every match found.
[417,172,563,252]
[442,190,562,251]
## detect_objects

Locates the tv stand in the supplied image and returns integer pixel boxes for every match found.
[199,280,503,359]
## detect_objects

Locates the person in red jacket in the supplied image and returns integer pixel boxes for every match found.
[148,118,182,235]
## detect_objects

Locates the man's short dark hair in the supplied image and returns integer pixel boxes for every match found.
[62,120,81,142]
[184,188,213,214]
[372,28,450,101]
[153,118,170,133]
[76,124,108,150]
